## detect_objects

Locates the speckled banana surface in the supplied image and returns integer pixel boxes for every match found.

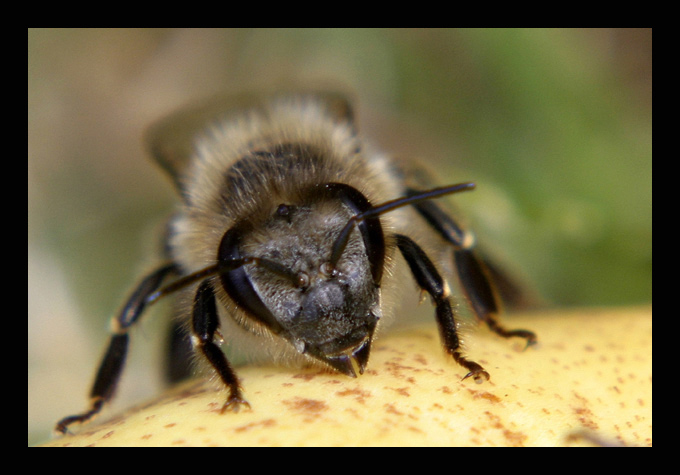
[43,306,651,447]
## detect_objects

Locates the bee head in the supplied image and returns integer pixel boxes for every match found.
[217,183,383,376]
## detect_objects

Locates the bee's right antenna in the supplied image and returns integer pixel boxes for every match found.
[329,182,476,271]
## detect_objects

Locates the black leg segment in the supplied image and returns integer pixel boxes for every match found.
[395,234,489,383]
[192,280,250,412]
[55,263,178,434]
[454,249,536,344]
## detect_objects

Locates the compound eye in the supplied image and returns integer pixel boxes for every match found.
[218,227,283,334]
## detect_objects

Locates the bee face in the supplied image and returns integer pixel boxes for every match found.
[219,194,381,376]
[56,92,537,434]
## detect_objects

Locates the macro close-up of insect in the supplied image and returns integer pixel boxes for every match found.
[55,92,537,435]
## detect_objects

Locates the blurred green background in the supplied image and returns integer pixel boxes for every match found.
[28,28,651,444]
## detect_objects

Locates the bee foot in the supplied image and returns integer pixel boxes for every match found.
[220,394,251,414]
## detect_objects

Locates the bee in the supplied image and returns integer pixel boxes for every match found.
[55,92,536,434]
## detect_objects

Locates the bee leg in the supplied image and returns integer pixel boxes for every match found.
[408,195,537,347]
[395,234,489,383]
[191,280,250,413]
[55,263,178,434]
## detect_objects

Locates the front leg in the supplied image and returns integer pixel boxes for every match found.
[192,280,250,412]
[395,234,489,383]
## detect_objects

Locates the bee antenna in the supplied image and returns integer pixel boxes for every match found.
[329,182,475,268]
[365,182,475,219]
[145,257,299,305]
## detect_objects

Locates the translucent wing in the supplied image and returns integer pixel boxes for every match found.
[145,91,354,194]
